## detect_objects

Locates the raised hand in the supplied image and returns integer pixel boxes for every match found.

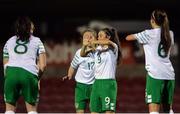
[83,38,89,46]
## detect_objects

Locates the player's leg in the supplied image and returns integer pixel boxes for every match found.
[148,103,160,113]
[76,110,84,114]
[163,105,174,114]
[90,80,101,113]
[5,103,16,114]
[162,80,175,114]
[101,79,117,114]
[75,82,89,113]
[169,105,174,114]
[162,104,170,113]
[25,102,38,114]
[162,104,173,113]
[146,74,163,114]
[76,83,93,114]
[19,68,39,113]
[4,67,20,114]
[86,83,93,112]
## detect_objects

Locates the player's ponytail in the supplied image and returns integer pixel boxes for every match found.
[102,28,122,64]
[152,9,171,56]
[15,16,32,42]
[111,28,122,64]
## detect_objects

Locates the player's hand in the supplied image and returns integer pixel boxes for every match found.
[62,75,72,81]
[86,47,95,52]
[91,40,97,45]
[83,38,89,46]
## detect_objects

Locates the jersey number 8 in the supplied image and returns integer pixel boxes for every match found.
[14,39,28,54]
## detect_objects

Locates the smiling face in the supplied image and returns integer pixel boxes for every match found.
[98,31,105,40]
[98,31,110,40]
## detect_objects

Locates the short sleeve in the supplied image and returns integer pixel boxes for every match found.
[70,50,82,69]
[134,30,151,44]
[3,42,9,58]
[113,43,118,58]
[38,39,46,54]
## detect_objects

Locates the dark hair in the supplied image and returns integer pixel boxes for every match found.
[15,16,32,41]
[101,28,122,64]
[151,9,171,56]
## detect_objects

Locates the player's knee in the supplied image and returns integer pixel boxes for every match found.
[5,111,15,114]
[28,111,38,114]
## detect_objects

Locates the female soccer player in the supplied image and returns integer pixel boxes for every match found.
[63,29,97,114]
[125,9,175,114]
[82,28,121,113]
[3,17,46,114]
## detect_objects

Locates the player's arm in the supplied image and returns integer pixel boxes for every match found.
[38,53,47,79]
[80,45,95,57]
[37,39,47,79]
[125,34,136,41]
[80,45,88,57]
[3,58,8,65]
[170,31,175,55]
[126,31,150,44]
[92,39,117,49]
[3,58,9,76]
[63,66,76,80]
[80,36,95,57]
[63,50,81,80]
[3,42,9,76]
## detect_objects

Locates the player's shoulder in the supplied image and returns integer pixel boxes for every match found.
[169,30,174,36]
[76,48,81,55]
[144,28,156,33]
[112,42,118,47]
[169,30,174,43]
[30,35,44,44]
[5,36,17,45]
[142,28,161,37]
[30,35,41,41]
[7,35,17,41]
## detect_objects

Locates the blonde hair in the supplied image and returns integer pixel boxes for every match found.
[82,28,97,38]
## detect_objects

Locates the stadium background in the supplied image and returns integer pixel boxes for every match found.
[0,0,179,113]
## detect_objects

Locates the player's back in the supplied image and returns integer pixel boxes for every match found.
[140,28,175,80]
[4,35,45,75]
